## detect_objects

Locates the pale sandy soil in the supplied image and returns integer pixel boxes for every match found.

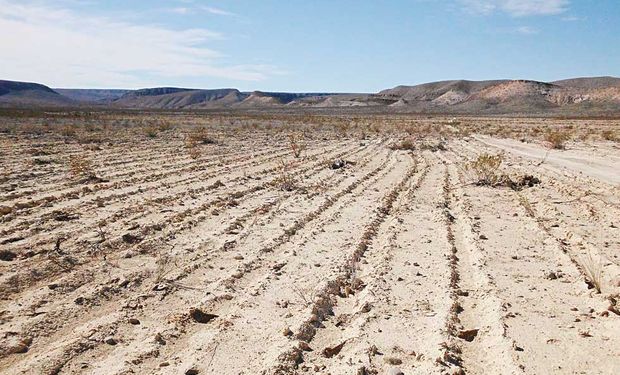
[0,119,619,375]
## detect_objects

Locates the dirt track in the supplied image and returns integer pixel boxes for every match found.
[0,121,619,375]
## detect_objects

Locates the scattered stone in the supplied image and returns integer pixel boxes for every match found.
[457,329,479,342]
[0,205,12,216]
[545,271,558,280]
[104,336,117,345]
[185,368,199,375]
[0,250,17,262]
[386,367,404,375]
[322,341,346,358]
[479,234,488,240]
[384,357,403,365]
[283,327,293,337]
[189,308,218,324]
[330,159,347,170]
[298,341,313,351]
[122,233,143,244]
[129,318,140,325]
[0,335,32,354]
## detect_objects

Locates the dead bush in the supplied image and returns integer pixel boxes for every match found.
[390,139,416,151]
[68,154,94,179]
[275,159,298,191]
[467,153,505,186]
[545,129,571,150]
[185,139,202,160]
[145,127,158,138]
[188,126,216,145]
[288,133,306,158]
[466,153,540,190]
[601,130,619,142]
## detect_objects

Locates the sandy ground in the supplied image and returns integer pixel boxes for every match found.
[0,123,619,375]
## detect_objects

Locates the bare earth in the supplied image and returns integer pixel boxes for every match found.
[0,115,619,375]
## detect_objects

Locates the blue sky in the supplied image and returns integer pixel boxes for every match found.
[0,0,618,92]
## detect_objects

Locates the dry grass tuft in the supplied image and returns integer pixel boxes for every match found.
[288,133,306,158]
[188,126,216,145]
[466,153,505,186]
[545,129,572,150]
[581,251,603,293]
[390,139,416,151]
[68,154,94,178]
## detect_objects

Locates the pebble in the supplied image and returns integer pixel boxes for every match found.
[104,336,117,345]
[387,368,404,375]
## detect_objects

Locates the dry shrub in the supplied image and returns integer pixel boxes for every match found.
[145,126,158,138]
[288,133,306,158]
[466,153,505,186]
[274,159,298,191]
[185,139,202,160]
[60,124,78,138]
[601,130,619,142]
[68,154,94,178]
[157,121,173,132]
[188,126,216,145]
[545,129,571,149]
[390,139,416,151]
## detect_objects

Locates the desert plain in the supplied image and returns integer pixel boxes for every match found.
[0,112,619,375]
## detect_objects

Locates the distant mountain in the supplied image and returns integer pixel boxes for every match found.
[2,76,620,114]
[374,77,620,114]
[552,76,620,89]
[54,89,130,102]
[0,80,74,107]
[112,88,246,109]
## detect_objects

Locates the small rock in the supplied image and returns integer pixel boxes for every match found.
[189,308,218,324]
[479,234,488,240]
[457,329,479,342]
[298,341,313,351]
[122,233,143,244]
[384,357,403,365]
[0,250,17,262]
[129,318,140,325]
[185,368,199,375]
[104,336,117,345]
[330,159,347,170]
[322,341,346,358]
[283,327,293,337]
[386,367,404,375]
[545,271,558,280]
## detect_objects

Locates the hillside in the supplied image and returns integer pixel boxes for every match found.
[1,77,620,114]
[0,80,74,107]
[54,89,131,103]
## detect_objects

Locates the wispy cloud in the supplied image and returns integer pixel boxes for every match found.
[460,0,569,16]
[170,1,237,17]
[515,26,539,34]
[201,6,236,16]
[0,0,277,87]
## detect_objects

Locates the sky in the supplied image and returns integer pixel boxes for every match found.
[0,0,619,92]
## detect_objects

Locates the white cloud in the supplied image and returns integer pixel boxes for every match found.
[515,26,539,34]
[460,0,569,16]
[0,0,276,88]
[201,6,236,16]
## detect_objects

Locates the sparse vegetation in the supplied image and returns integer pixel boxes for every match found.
[466,153,505,186]
[581,251,603,293]
[0,112,618,374]
[545,129,572,149]
[288,133,306,158]
[68,154,94,178]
